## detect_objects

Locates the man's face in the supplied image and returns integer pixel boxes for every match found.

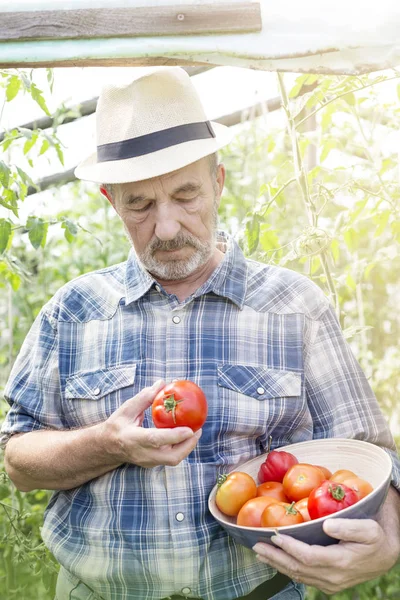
[112,157,225,281]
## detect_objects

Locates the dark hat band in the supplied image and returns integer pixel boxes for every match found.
[97,121,216,163]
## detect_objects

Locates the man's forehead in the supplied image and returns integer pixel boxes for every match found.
[122,158,207,194]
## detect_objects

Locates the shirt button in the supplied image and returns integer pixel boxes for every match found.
[257,387,265,395]
[172,316,181,324]
[175,512,185,522]
[181,587,191,595]
[93,387,101,396]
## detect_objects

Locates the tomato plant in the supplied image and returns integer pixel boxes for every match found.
[237,496,279,527]
[260,501,304,527]
[342,476,373,500]
[256,481,288,502]
[283,463,325,502]
[152,380,207,431]
[215,472,257,517]
[308,481,359,519]
[258,437,298,483]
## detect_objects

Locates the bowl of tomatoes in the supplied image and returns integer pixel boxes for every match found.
[208,438,393,547]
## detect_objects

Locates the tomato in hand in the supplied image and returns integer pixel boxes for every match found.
[152,380,207,432]
[329,469,358,483]
[260,501,304,527]
[237,496,279,527]
[293,498,311,522]
[258,437,298,483]
[215,472,257,517]
[256,481,288,502]
[283,463,325,502]
[307,481,359,519]
[342,476,373,500]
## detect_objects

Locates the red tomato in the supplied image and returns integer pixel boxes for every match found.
[329,469,358,483]
[293,498,311,522]
[260,501,304,527]
[283,463,325,502]
[314,465,332,479]
[258,442,298,484]
[342,477,373,500]
[215,472,257,517]
[256,482,289,502]
[237,496,279,527]
[307,481,359,519]
[152,380,207,432]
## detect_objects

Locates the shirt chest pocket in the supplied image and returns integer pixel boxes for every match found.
[64,365,137,428]
[216,364,303,463]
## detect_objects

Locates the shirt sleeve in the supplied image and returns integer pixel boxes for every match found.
[0,307,65,449]
[304,304,400,492]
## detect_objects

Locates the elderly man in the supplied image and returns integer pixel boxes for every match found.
[1,68,399,600]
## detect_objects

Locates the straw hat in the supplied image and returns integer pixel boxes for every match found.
[74,67,234,184]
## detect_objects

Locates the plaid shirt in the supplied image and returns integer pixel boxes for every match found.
[1,232,399,600]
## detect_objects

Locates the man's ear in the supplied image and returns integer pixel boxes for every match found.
[100,186,113,205]
[215,163,226,206]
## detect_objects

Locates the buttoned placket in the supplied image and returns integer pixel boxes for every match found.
[163,301,199,597]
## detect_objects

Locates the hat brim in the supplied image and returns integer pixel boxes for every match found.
[74,122,234,184]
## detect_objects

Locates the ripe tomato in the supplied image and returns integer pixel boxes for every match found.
[283,463,325,502]
[152,380,207,432]
[293,498,311,522]
[307,481,359,519]
[237,496,279,527]
[342,476,373,500]
[215,472,257,517]
[329,469,358,483]
[256,482,288,502]
[260,501,304,527]
[258,438,298,484]
[314,465,332,479]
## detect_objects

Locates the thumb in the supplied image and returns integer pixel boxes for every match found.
[323,517,382,544]
[128,379,165,417]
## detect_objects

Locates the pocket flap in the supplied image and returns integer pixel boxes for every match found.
[65,365,136,400]
[217,364,301,399]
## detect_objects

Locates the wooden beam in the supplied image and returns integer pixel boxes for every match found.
[0,3,261,42]
[0,56,213,70]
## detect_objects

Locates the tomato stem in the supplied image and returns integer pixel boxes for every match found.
[329,483,346,501]
[286,501,299,515]
[217,474,228,488]
[267,435,272,454]
[163,394,184,424]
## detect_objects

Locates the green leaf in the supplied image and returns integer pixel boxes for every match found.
[397,83,400,101]
[55,143,64,166]
[343,324,373,340]
[26,216,48,249]
[46,68,54,93]
[259,224,279,253]
[0,219,12,254]
[23,131,38,155]
[343,92,355,106]
[320,139,336,163]
[39,139,50,155]
[245,215,260,254]
[0,160,10,188]
[6,75,21,102]
[61,219,78,243]
[374,209,390,237]
[330,238,340,263]
[30,83,51,116]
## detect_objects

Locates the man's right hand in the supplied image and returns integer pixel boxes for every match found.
[99,379,202,468]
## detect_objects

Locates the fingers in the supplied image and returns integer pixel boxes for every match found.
[132,427,202,467]
[323,517,383,544]
[154,429,203,466]
[120,379,166,419]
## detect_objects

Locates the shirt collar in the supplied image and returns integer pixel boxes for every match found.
[124,231,248,309]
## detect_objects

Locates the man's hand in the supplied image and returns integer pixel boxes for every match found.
[99,379,202,468]
[252,487,400,595]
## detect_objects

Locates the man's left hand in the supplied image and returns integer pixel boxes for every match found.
[252,486,400,595]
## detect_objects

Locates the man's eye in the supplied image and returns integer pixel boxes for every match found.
[178,197,196,203]
[131,204,151,212]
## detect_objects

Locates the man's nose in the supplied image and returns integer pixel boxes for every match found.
[154,203,181,240]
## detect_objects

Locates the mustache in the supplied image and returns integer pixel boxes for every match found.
[148,232,202,252]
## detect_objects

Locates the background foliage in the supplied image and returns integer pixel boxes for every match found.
[0,68,399,599]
